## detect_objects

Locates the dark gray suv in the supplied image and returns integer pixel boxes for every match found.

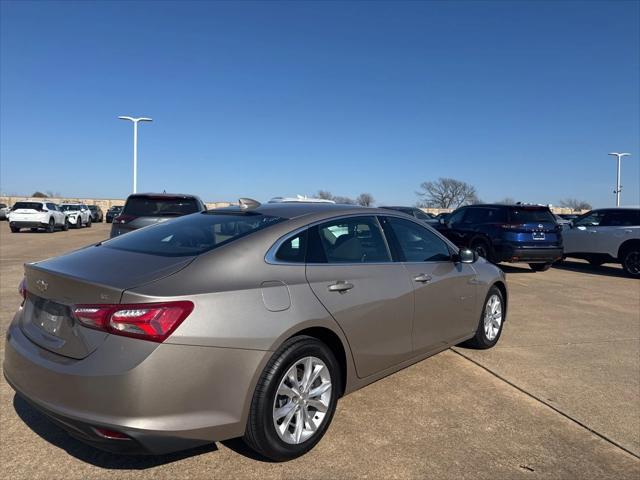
[110,193,207,238]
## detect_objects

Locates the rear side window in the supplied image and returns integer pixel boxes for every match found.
[275,230,308,263]
[123,196,200,217]
[413,209,433,221]
[509,208,555,224]
[315,216,390,263]
[12,202,43,211]
[463,207,506,224]
[104,212,283,257]
[601,210,640,227]
[385,217,451,262]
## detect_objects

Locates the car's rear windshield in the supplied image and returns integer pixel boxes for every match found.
[123,196,200,217]
[508,208,555,224]
[103,212,284,257]
[88,206,98,210]
[60,204,82,211]
[12,202,43,211]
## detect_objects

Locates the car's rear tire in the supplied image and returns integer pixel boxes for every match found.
[10,226,19,233]
[470,239,494,263]
[243,336,341,461]
[75,217,82,229]
[529,263,552,272]
[460,286,505,349]
[620,247,640,278]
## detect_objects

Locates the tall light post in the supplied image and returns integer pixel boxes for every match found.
[608,152,631,207]
[118,116,153,193]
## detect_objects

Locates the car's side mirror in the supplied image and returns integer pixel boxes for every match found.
[456,248,477,264]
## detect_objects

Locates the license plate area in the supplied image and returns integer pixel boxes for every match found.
[532,232,546,240]
[29,296,70,337]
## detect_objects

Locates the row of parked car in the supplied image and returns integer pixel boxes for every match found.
[0,201,124,232]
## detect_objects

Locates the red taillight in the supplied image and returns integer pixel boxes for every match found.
[500,224,521,230]
[73,301,194,342]
[114,214,134,224]
[18,277,26,301]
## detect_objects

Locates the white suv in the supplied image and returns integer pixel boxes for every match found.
[8,201,69,233]
[60,203,92,229]
[563,207,640,277]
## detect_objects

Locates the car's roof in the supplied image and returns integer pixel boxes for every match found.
[463,203,551,209]
[128,193,201,199]
[380,206,416,210]
[209,202,386,220]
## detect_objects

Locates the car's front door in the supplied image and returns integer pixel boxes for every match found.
[563,210,606,254]
[305,216,414,378]
[382,216,478,353]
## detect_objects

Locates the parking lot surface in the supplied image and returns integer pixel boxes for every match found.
[1,224,638,479]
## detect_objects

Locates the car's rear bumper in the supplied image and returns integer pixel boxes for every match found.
[3,310,270,455]
[9,221,48,229]
[496,245,563,264]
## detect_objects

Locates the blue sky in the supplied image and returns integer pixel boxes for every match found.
[1,0,639,208]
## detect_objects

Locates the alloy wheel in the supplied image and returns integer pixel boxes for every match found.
[483,294,502,341]
[624,251,640,276]
[272,356,332,445]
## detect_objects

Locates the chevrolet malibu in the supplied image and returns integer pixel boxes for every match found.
[4,202,508,461]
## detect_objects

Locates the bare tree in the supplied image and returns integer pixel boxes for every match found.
[356,193,375,207]
[31,191,48,198]
[497,197,516,204]
[560,198,592,211]
[333,195,355,205]
[416,178,479,209]
[316,190,333,200]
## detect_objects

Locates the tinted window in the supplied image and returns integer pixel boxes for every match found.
[447,208,466,224]
[123,196,200,217]
[601,210,640,227]
[104,212,283,257]
[509,208,555,224]
[574,211,605,227]
[46,203,57,210]
[316,216,390,263]
[12,202,43,211]
[275,230,307,263]
[462,208,488,224]
[462,207,506,224]
[60,204,82,211]
[88,205,98,211]
[386,217,451,262]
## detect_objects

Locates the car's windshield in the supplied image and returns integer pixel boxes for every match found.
[509,208,555,224]
[60,204,82,211]
[12,202,43,211]
[104,212,284,257]
[123,196,200,217]
[88,206,97,211]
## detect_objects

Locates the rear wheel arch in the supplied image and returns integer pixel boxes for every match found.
[284,327,348,397]
[618,239,640,261]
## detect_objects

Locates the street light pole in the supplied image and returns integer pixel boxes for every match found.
[608,152,631,207]
[118,116,153,193]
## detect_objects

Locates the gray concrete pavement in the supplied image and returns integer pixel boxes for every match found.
[1,224,638,479]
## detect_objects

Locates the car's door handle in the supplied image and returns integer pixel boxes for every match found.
[328,281,354,293]
[413,274,433,283]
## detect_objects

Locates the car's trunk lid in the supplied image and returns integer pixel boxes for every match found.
[20,246,195,359]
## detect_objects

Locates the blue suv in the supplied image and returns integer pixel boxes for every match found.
[435,204,563,271]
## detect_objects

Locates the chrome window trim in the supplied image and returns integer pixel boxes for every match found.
[265,213,460,266]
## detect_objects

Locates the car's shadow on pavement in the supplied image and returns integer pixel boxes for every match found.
[12,395,218,469]
[498,264,536,274]
[552,260,629,279]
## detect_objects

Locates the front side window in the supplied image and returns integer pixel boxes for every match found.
[104,212,283,257]
[315,216,390,263]
[461,208,488,224]
[385,217,451,262]
[574,211,605,227]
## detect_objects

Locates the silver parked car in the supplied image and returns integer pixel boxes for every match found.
[4,202,507,460]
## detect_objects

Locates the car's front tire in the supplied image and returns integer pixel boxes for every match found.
[243,336,340,461]
[470,238,494,263]
[10,226,19,233]
[461,286,505,349]
[86,216,92,228]
[75,217,82,229]
[47,218,55,233]
[62,218,70,231]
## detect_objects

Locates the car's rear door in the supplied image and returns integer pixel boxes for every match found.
[305,215,414,378]
[381,216,478,353]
